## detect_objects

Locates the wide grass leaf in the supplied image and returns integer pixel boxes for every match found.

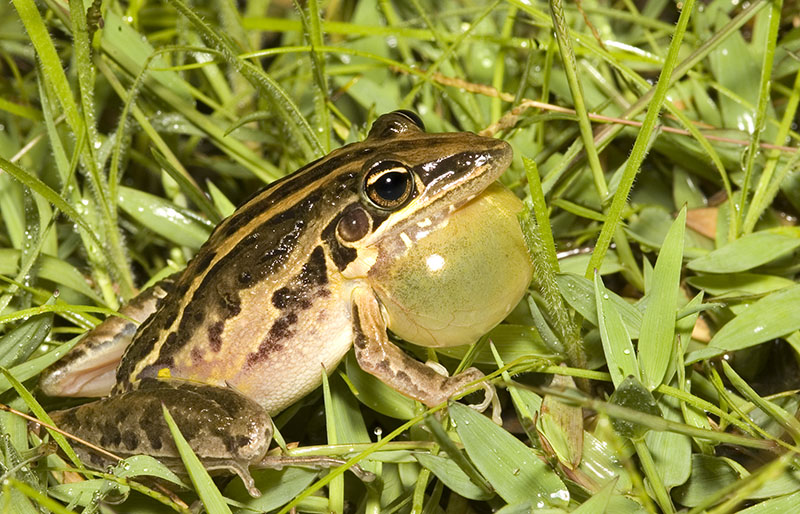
[687,229,800,273]
[48,479,128,507]
[225,468,319,511]
[739,491,800,514]
[557,273,642,339]
[572,478,615,513]
[0,366,83,470]
[449,403,568,507]
[644,396,691,488]
[595,272,639,387]
[0,309,51,368]
[672,455,738,507]
[686,284,800,363]
[580,432,633,492]
[118,186,212,248]
[100,10,193,102]
[638,207,685,390]
[415,454,494,501]
[116,455,186,486]
[686,273,796,296]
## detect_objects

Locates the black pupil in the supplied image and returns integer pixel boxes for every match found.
[374,171,409,201]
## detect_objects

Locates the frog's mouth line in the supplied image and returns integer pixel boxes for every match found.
[438,163,511,216]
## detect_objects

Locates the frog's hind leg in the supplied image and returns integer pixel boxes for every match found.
[39,276,175,397]
[48,378,272,496]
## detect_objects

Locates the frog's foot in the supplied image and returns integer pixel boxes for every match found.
[255,454,376,483]
[205,459,261,497]
[424,361,501,424]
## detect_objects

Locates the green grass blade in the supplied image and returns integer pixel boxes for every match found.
[581,0,694,275]
[117,186,213,248]
[687,284,800,363]
[721,360,800,442]
[414,454,493,501]
[557,273,642,338]
[0,157,103,250]
[7,479,80,514]
[162,405,234,513]
[164,0,322,160]
[0,366,84,471]
[0,305,51,368]
[638,207,686,390]
[303,0,331,153]
[687,229,800,274]
[10,0,81,133]
[549,0,607,199]
[449,402,569,507]
[686,273,795,296]
[737,0,784,235]
[594,272,639,387]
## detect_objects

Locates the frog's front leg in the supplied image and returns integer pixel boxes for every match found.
[351,287,486,407]
[49,378,271,497]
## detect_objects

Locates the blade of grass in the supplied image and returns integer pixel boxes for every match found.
[400,0,502,110]
[0,366,84,471]
[721,361,800,443]
[638,207,686,390]
[524,157,559,271]
[151,150,223,224]
[162,405,234,513]
[633,438,675,513]
[321,371,343,514]
[7,479,81,514]
[449,402,569,507]
[686,284,800,363]
[594,272,639,387]
[301,0,331,153]
[738,0,784,235]
[0,158,103,251]
[744,65,800,233]
[10,0,81,135]
[687,229,800,274]
[550,0,608,199]
[165,0,322,160]
[556,273,642,338]
[519,204,586,374]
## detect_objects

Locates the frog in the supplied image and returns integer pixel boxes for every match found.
[40,110,533,496]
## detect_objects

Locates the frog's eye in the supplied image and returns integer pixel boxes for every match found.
[393,110,425,131]
[364,161,415,209]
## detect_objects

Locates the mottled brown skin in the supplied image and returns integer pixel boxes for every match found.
[49,378,270,463]
[41,111,518,496]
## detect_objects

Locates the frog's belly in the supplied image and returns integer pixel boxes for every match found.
[230,310,354,414]
[168,299,354,415]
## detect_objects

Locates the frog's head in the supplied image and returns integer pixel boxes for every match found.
[337,111,530,348]
[335,110,513,249]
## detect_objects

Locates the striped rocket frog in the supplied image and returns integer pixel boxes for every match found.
[40,111,533,495]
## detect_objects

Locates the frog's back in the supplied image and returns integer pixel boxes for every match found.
[115,144,375,411]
